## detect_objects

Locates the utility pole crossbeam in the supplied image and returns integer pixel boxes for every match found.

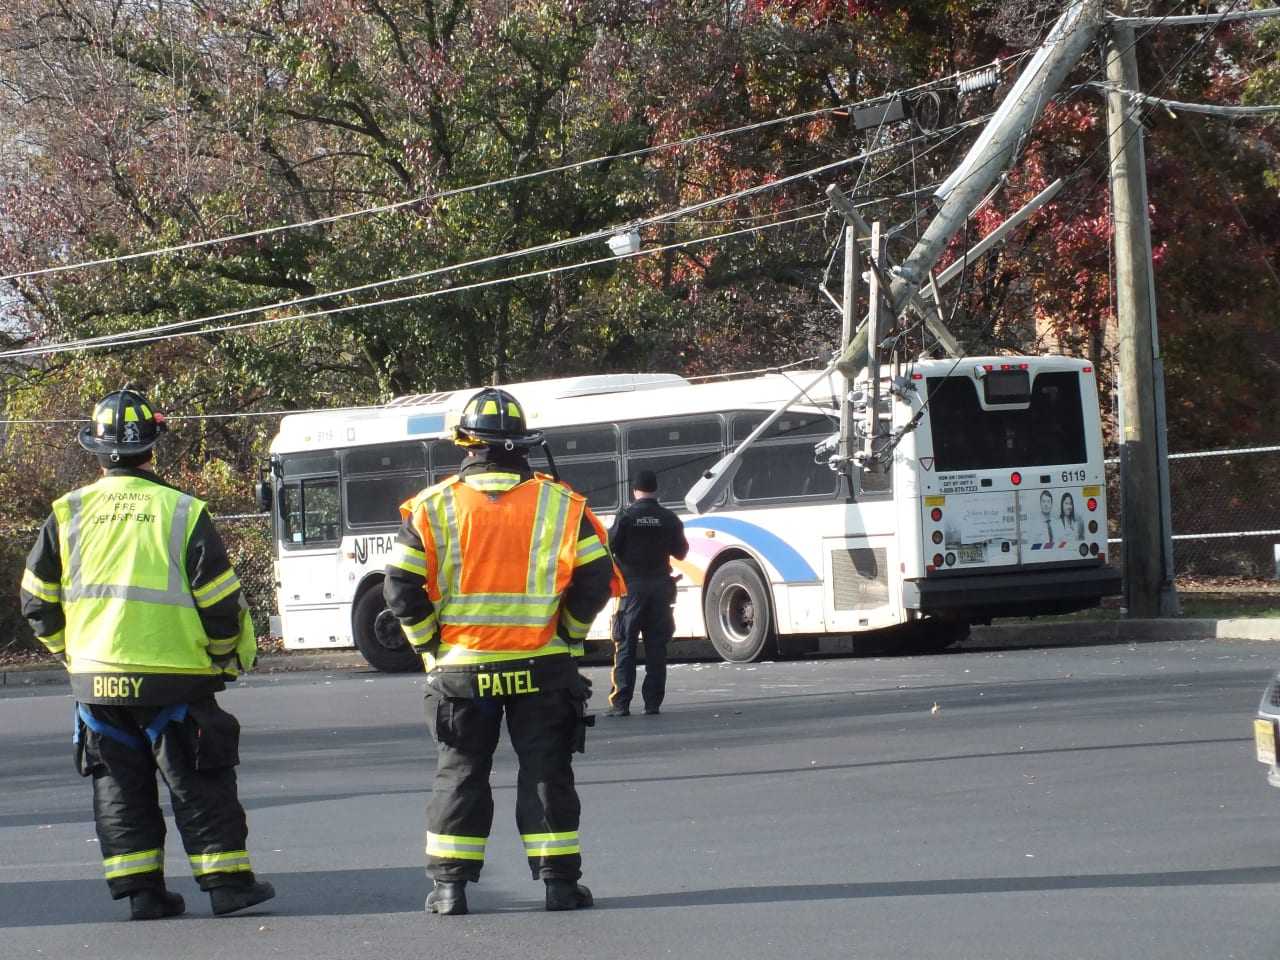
[1105,10,1178,618]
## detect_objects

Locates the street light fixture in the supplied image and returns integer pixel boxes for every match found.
[606,229,641,257]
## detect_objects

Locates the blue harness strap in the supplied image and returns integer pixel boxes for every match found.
[75,704,146,751]
[144,703,189,744]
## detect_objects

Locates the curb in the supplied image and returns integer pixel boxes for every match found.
[4,617,1278,687]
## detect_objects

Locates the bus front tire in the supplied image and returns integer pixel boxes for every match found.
[704,560,777,663]
[353,586,423,673]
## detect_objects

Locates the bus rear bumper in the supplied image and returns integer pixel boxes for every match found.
[903,565,1122,618]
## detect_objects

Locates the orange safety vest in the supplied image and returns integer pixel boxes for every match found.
[401,473,617,664]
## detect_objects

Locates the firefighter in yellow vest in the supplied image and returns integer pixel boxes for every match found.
[19,390,274,921]
[385,387,622,915]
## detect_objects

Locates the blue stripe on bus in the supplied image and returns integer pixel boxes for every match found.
[407,414,445,435]
[684,517,818,583]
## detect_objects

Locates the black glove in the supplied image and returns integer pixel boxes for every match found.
[211,653,240,678]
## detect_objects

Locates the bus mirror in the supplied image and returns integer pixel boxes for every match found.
[253,479,273,514]
[684,452,742,516]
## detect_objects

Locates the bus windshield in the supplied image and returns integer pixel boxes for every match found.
[926,370,1086,470]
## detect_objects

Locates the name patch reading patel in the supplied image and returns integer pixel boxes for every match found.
[476,670,540,696]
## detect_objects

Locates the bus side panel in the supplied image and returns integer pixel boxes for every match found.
[822,535,901,631]
[281,603,353,649]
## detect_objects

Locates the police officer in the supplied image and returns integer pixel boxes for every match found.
[19,390,275,921]
[605,469,688,717]
[384,388,621,916]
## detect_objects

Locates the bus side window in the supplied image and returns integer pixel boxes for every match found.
[731,443,838,503]
[859,465,892,496]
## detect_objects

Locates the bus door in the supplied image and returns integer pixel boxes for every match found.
[275,453,344,644]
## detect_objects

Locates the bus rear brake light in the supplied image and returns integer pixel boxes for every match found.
[1087,497,1098,511]
[930,507,943,522]
[1011,472,1022,485]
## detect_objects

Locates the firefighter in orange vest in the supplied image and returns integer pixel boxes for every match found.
[384,388,622,916]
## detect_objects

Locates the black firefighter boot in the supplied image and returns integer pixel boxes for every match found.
[426,880,468,916]
[545,879,593,911]
[210,879,276,916]
[129,888,186,921]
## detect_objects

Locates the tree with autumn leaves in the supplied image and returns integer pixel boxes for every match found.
[1,0,1277,522]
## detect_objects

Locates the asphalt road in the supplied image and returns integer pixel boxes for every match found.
[3,637,1279,960]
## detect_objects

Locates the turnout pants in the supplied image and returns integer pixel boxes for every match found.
[74,697,256,899]
[609,579,675,711]
[425,687,584,883]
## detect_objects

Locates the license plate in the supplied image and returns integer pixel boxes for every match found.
[958,544,986,563]
[1255,718,1276,765]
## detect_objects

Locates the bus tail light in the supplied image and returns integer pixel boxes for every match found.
[931,553,944,568]
[1011,472,1022,485]
[930,507,943,522]
[1087,497,1098,511]
[932,531,943,544]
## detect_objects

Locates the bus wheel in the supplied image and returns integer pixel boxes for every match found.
[353,586,423,673]
[704,560,777,663]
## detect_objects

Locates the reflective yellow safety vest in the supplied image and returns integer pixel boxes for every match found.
[51,475,248,681]
[400,474,599,667]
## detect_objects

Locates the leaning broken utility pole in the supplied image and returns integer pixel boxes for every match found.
[688,0,1132,525]
[835,0,1104,380]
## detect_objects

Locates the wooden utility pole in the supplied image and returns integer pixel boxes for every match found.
[1105,10,1178,617]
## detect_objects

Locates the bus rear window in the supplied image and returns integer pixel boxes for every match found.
[926,371,1086,470]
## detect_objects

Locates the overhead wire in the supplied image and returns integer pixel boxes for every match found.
[8,211,830,359]
[2,112,997,361]
[0,57,1028,286]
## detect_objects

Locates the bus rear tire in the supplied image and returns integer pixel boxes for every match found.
[353,585,422,673]
[704,560,777,663]
[901,618,970,654]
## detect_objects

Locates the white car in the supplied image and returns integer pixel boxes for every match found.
[1254,677,1280,788]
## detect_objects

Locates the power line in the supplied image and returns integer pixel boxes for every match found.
[1090,83,1280,117]
[0,58,1027,285]
[7,211,829,361]
[3,114,994,361]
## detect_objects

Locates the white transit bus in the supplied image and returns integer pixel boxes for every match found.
[256,357,1120,671]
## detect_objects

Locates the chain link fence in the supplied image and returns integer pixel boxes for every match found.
[215,515,277,637]
[1105,444,1280,579]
